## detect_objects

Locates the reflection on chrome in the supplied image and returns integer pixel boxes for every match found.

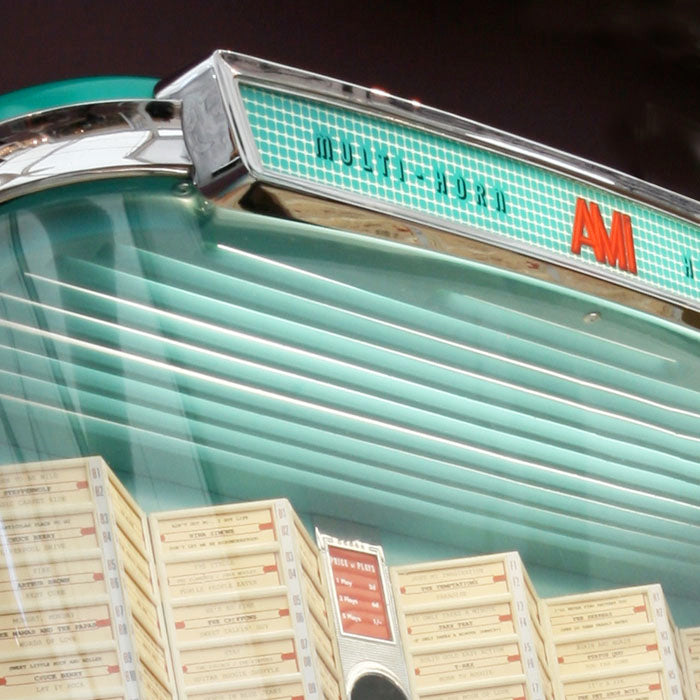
[0,100,189,202]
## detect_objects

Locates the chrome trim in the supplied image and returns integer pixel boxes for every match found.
[0,100,191,203]
[316,532,412,697]
[156,57,239,191]
[345,664,409,700]
[158,51,700,318]
[159,50,700,223]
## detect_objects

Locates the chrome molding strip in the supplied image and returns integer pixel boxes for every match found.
[157,51,700,318]
[161,51,700,225]
[0,100,191,203]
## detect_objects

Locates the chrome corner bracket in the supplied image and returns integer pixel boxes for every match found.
[157,55,243,193]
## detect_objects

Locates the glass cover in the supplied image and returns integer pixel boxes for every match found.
[0,174,698,697]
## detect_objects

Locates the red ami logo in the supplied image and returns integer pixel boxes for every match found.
[570,198,637,274]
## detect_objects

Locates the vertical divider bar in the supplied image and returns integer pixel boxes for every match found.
[275,499,323,699]
[137,498,176,698]
[650,584,684,699]
[147,516,187,699]
[506,553,546,700]
[89,457,141,700]
[538,601,563,700]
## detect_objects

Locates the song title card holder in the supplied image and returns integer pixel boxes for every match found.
[0,456,175,700]
[679,628,700,700]
[390,552,553,700]
[148,499,344,700]
[540,585,687,700]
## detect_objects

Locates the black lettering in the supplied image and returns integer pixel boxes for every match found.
[494,189,507,214]
[361,146,373,172]
[396,157,406,182]
[683,253,695,280]
[341,140,353,166]
[315,134,334,161]
[435,169,448,196]
[378,153,390,178]
[455,176,468,200]
[475,183,487,208]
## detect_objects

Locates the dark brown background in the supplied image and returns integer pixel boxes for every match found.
[3,0,699,199]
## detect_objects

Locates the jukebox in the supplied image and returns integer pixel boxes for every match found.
[0,51,698,700]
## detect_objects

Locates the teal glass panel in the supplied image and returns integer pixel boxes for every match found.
[0,177,698,624]
[239,83,700,309]
[0,76,157,121]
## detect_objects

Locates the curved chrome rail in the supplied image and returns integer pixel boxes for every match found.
[0,99,191,203]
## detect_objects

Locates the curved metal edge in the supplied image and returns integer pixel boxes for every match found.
[157,50,700,322]
[0,99,192,204]
[209,50,700,225]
